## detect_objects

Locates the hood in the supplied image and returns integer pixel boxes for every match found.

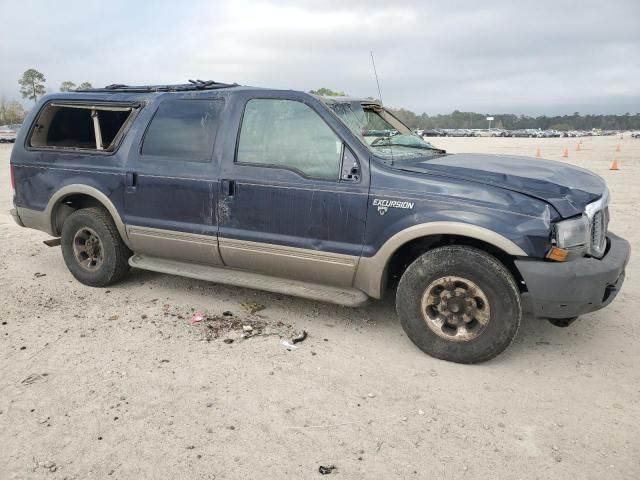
[395,153,606,218]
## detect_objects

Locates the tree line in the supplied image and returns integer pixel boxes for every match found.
[18,68,93,102]
[0,69,94,124]
[388,108,640,132]
[4,80,639,130]
[311,87,640,131]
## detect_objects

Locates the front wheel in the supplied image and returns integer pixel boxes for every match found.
[396,246,521,364]
[61,207,132,287]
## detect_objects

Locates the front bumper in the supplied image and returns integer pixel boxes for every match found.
[516,232,630,319]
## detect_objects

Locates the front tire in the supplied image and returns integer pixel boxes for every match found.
[396,246,521,364]
[61,207,131,287]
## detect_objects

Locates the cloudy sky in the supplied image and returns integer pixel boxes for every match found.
[1,0,639,115]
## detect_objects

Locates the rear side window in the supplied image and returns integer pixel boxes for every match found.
[29,103,135,152]
[236,99,342,180]
[141,99,223,162]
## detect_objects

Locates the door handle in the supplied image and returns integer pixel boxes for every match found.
[126,172,137,193]
[221,179,235,197]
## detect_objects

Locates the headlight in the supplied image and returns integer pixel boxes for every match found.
[554,215,590,250]
[549,191,609,261]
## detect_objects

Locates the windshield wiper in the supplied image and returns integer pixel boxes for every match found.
[371,139,444,152]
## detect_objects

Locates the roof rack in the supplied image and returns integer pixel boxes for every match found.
[80,79,239,93]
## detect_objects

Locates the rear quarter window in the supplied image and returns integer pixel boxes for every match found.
[29,103,136,152]
[141,99,224,162]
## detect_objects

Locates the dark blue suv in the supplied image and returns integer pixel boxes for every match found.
[9,81,630,363]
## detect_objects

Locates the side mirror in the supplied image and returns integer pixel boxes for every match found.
[341,145,360,182]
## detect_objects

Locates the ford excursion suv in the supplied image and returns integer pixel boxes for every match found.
[9,80,630,363]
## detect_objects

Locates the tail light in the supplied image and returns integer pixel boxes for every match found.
[10,164,15,190]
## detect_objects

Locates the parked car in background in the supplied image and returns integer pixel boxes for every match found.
[537,130,562,138]
[631,131,640,138]
[0,124,20,143]
[472,129,492,137]
[509,129,538,138]
[443,128,475,137]
[422,128,446,137]
[563,130,592,137]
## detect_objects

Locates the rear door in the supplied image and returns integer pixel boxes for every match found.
[123,97,224,265]
[217,95,369,286]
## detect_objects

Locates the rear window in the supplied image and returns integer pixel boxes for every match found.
[141,99,223,162]
[29,103,136,152]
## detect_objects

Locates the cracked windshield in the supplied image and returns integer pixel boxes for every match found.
[326,101,442,159]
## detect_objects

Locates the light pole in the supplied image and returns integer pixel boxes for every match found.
[486,116,494,131]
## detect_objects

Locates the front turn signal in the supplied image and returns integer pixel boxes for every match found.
[546,246,569,262]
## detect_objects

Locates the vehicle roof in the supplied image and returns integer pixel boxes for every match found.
[314,95,382,106]
[36,81,385,108]
[37,80,313,104]
[80,79,240,93]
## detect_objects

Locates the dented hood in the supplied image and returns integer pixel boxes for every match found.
[395,153,606,218]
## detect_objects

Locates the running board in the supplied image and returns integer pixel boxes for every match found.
[129,255,369,307]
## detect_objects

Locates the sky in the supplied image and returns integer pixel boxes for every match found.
[1,0,639,116]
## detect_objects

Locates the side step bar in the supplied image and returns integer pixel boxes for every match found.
[129,254,369,307]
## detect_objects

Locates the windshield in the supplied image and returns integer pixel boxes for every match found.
[325,101,443,159]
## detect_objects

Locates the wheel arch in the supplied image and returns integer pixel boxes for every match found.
[354,222,527,299]
[45,184,130,247]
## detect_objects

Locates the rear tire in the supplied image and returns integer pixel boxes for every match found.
[396,246,521,364]
[61,207,131,287]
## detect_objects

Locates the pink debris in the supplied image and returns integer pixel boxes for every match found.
[190,312,205,325]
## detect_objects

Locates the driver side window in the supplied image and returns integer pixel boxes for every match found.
[236,99,342,180]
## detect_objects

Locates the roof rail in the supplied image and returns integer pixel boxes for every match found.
[79,80,239,93]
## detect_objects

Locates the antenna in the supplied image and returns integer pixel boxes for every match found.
[370,51,383,105]
[370,51,394,164]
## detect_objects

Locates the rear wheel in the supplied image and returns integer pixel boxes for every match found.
[396,246,521,364]
[61,207,131,287]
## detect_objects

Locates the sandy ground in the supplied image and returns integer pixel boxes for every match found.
[0,136,638,479]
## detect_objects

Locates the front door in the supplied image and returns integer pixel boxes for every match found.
[218,97,368,286]
[123,97,223,265]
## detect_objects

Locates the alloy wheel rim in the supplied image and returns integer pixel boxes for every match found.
[420,276,491,342]
[72,227,104,271]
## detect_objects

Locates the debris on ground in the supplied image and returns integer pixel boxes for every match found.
[318,465,336,475]
[291,330,308,344]
[40,460,56,472]
[168,305,294,342]
[21,373,49,385]
[281,330,307,350]
[202,314,268,342]
[38,416,51,425]
[190,312,205,325]
[281,340,298,350]
[241,302,265,314]
[34,272,47,278]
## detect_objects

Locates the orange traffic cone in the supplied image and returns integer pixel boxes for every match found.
[610,159,619,170]
[616,144,621,152]
[536,148,541,158]
[562,148,569,158]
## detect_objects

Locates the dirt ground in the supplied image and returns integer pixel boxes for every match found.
[1,136,638,480]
